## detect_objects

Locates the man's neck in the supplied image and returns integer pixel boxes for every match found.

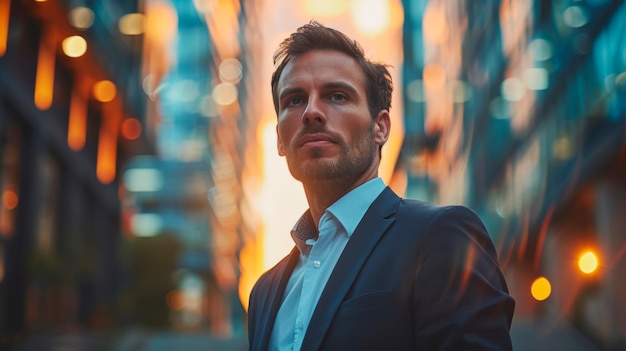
[302,175,377,226]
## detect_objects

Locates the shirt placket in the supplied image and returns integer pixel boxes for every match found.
[292,217,335,350]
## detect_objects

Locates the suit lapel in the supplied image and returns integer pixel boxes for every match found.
[256,246,300,351]
[301,188,400,351]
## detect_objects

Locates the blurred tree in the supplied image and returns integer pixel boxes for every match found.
[130,232,181,328]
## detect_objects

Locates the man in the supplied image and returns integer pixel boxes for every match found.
[248,21,515,351]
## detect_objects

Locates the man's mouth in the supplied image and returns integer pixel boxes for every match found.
[299,133,335,148]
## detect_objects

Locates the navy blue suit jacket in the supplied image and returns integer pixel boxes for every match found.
[248,187,514,350]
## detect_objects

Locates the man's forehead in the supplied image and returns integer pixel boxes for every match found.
[277,50,364,89]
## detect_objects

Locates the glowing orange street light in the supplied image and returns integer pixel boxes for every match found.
[93,80,117,102]
[34,35,55,110]
[530,276,551,301]
[578,250,599,274]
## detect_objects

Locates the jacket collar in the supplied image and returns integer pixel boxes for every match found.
[253,247,300,351]
[301,187,400,351]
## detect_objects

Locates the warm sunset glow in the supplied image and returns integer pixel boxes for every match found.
[304,0,349,17]
[260,121,306,269]
[121,118,142,140]
[34,36,55,110]
[93,80,117,102]
[351,0,391,36]
[531,276,551,301]
[238,229,264,312]
[68,88,87,150]
[0,0,9,57]
[62,35,87,58]
[578,250,599,274]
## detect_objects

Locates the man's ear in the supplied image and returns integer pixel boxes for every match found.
[277,125,286,156]
[374,110,391,146]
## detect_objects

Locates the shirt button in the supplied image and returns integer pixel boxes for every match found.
[313,260,321,268]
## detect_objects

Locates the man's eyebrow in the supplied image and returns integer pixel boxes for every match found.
[323,81,359,95]
[278,81,360,102]
[278,87,305,101]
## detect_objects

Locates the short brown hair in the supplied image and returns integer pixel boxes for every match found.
[271,21,393,118]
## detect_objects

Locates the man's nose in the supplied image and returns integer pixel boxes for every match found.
[302,96,327,125]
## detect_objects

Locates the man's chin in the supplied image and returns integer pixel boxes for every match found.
[289,160,339,181]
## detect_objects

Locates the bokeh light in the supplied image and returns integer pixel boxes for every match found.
[578,250,599,274]
[62,35,87,58]
[93,80,117,102]
[212,83,238,106]
[121,118,142,140]
[531,276,552,301]
[563,6,588,28]
[2,189,18,210]
[119,13,145,35]
[501,77,526,102]
[219,58,243,84]
[69,6,95,30]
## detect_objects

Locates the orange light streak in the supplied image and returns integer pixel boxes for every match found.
[97,128,117,183]
[68,87,87,150]
[96,103,121,184]
[204,0,240,59]
[0,0,9,57]
[422,3,449,44]
[34,34,55,110]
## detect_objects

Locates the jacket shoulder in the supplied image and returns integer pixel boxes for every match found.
[249,248,298,308]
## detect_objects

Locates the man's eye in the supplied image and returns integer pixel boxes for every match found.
[288,97,305,106]
[329,93,346,101]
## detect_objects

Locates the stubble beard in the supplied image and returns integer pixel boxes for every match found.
[285,127,377,186]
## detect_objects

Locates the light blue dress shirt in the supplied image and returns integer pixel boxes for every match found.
[268,178,386,351]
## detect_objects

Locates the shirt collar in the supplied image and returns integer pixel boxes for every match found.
[291,178,386,253]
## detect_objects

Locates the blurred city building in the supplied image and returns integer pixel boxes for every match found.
[402,0,626,349]
[0,0,250,348]
[120,0,254,338]
[0,0,150,345]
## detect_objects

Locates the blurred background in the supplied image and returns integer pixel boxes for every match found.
[1,0,625,350]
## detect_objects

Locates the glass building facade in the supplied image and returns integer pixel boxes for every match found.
[402,0,626,348]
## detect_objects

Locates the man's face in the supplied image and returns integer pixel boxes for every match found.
[275,49,388,184]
